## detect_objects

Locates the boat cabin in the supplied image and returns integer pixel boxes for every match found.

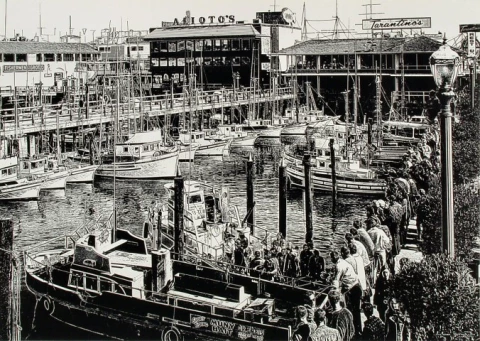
[177,130,208,145]
[18,157,47,176]
[242,119,272,129]
[0,156,19,182]
[382,121,430,141]
[216,125,247,138]
[113,131,166,161]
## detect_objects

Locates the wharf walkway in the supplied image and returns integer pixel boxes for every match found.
[0,86,294,136]
[394,218,423,273]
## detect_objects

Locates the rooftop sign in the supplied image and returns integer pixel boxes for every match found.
[460,24,480,33]
[362,17,431,31]
[173,14,235,26]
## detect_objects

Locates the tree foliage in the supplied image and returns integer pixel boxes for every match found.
[417,178,442,254]
[389,254,480,341]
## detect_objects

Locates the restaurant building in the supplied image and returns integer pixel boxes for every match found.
[144,10,300,92]
[276,34,464,119]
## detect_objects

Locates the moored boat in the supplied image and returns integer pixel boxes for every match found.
[18,156,68,190]
[0,156,40,201]
[178,130,231,157]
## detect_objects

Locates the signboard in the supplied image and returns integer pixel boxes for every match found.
[190,314,265,341]
[161,21,174,28]
[261,62,271,71]
[467,32,477,58]
[261,36,271,55]
[173,14,235,26]
[256,8,295,25]
[460,24,480,33]
[3,65,44,73]
[362,17,431,30]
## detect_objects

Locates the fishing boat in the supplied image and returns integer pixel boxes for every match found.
[94,131,179,180]
[176,143,198,162]
[0,156,40,201]
[206,125,258,147]
[18,156,69,190]
[25,205,330,341]
[177,130,231,157]
[381,120,431,145]
[285,138,386,196]
[47,158,98,184]
[280,106,325,137]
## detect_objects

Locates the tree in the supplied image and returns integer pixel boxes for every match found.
[417,178,442,254]
[389,254,480,341]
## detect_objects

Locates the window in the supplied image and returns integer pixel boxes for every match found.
[151,58,159,67]
[74,54,80,61]
[85,275,98,292]
[214,40,221,51]
[64,54,74,61]
[36,54,43,62]
[195,57,203,66]
[99,47,105,52]
[4,54,14,62]
[241,57,250,65]
[100,279,112,292]
[186,41,194,51]
[177,58,185,67]
[204,40,212,51]
[168,58,176,67]
[213,57,223,66]
[177,41,185,51]
[242,39,251,50]
[203,57,212,66]
[0,54,2,62]
[69,271,83,288]
[1,169,7,176]
[15,54,27,62]
[56,54,62,62]
[160,58,167,66]
[195,40,203,51]
[138,46,144,51]
[81,54,91,61]
[168,42,177,52]
[44,54,55,62]
[131,46,137,51]
[160,42,168,52]
[231,39,240,51]
[232,57,240,66]
[134,147,140,153]
[222,39,230,50]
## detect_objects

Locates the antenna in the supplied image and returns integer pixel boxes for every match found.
[90,30,96,43]
[355,0,383,38]
[4,0,7,40]
[301,2,307,41]
[69,15,73,35]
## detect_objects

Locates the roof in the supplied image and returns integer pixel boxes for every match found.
[145,25,261,40]
[278,35,461,55]
[0,41,98,54]
[121,130,163,145]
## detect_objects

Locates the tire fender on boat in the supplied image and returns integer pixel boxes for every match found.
[161,326,184,341]
[42,296,55,315]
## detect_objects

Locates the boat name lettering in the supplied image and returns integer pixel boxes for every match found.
[237,324,265,340]
[3,65,45,73]
[210,319,235,336]
[173,15,235,26]
[191,315,209,328]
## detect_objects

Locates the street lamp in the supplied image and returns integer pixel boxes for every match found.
[429,36,460,258]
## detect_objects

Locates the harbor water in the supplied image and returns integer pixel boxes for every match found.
[2,143,368,340]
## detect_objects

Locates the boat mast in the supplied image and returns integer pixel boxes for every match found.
[353,41,358,137]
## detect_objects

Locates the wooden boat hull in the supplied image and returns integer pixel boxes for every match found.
[0,182,40,201]
[178,146,197,162]
[286,165,386,196]
[67,165,98,183]
[27,171,69,190]
[94,152,179,179]
[258,127,282,138]
[280,123,308,136]
[196,140,231,156]
[231,135,257,147]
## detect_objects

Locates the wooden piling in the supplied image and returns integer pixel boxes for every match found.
[0,219,18,341]
[247,152,255,236]
[278,157,287,239]
[72,132,76,152]
[367,118,373,145]
[303,153,313,244]
[156,210,162,250]
[88,133,94,165]
[48,131,54,153]
[329,138,337,211]
[61,134,66,153]
[174,172,185,260]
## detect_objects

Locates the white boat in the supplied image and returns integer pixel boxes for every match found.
[178,130,231,156]
[66,164,98,183]
[0,156,41,201]
[18,157,68,190]
[177,143,198,162]
[95,130,179,180]
[206,125,258,147]
[258,126,282,138]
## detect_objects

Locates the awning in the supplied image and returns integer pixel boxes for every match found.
[145,25,261,40]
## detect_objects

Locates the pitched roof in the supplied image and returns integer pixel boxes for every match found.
[278,35,461,55]
[145,25,261,40]
[0,41,98,54]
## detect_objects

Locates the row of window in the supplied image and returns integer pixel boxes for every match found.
[151,56,251,67]
[1,166,16,177]
[98,46,145,52]
[151,39,253,53]
[0,53,97,63]
[121,143,161,153]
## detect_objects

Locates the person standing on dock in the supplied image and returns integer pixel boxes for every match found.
[308,249,325,280]
[351,220,374,258]
[293,306,314,341]
[374,267,391,322]
[300,244,313,277]
[326,290,355,341]
[330,250,362,338]
[367,218,390,274]
[361,303,385,341]
[310,309,341,341]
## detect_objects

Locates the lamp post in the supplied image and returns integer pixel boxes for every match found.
[429,36,460,258]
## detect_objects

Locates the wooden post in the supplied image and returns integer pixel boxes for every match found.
[0,220,16,341]
[367,118,373,145]
[303,154,313,244]
[278,157,287,239]
[156,210,162,251]
[48,131,54,153]
[72,132,76,152]
[61,134,66,153]
[174,172,184,260]
[329,138,337,211]
[85,83,89,119]
[247,152,255,236]
[88,133,94,165]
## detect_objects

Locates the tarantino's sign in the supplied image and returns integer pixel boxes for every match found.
[460,24,480,33]
[362,17,431,30]
[3,64,45,73]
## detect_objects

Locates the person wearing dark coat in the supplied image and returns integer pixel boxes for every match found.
[299,244,313,277]
[308,249,325,280]
[374,267,391,322]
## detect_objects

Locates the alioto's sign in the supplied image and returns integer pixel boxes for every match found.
[3,65,44,73]
[173,15,235,26]
[362,17,431,31]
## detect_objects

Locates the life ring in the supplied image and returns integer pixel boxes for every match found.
[153,151,161,157]
[42,296,55,315]
[161,326,184,341]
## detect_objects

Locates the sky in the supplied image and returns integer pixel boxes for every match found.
[2,0,479,44]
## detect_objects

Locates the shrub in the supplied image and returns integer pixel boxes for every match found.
[389,254,480,341]
[417,178,442,254]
